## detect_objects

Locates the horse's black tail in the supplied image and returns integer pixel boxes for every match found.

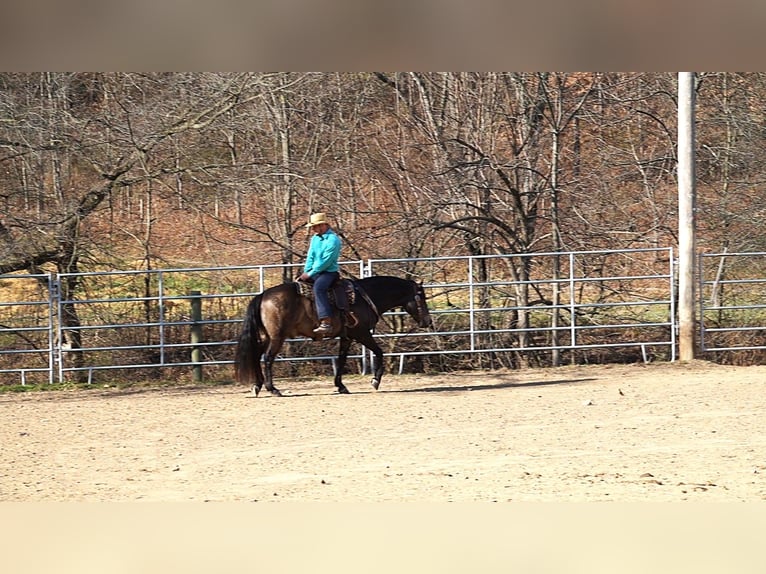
[234,293,265,387]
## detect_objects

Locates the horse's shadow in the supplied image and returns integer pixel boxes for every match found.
[380,376,597,394]
[262,376,597,398]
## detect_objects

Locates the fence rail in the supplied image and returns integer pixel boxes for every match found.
[0,248,677,386]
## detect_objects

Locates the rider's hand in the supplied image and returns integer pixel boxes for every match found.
[297,272,311,282]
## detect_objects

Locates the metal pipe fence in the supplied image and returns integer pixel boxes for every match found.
[0,248,676,386]
[0,273,56,386]
[700,252,766,352]
[367,248,675,370]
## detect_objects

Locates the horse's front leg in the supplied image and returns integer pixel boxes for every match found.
[356,331,385,390]
[370,346,385,390]
[333,337,353,394]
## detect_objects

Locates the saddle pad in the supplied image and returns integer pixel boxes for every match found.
[295,279,356,307]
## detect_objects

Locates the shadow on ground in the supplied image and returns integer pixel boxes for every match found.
[389,377,597,394]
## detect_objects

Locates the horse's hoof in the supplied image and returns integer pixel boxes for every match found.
[269,388,283,397]
[337,386,350,394]
[370,378,380,390]
[252,385,261,397]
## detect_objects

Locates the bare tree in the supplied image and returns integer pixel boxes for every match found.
[696,73,766,253]
[537,72,597,364]
[565,73,679,252]
[373,72,592,365]
[0,72,266,376]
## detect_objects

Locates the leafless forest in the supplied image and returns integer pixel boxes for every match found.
[1,73,765,369]
[2,72,764,275]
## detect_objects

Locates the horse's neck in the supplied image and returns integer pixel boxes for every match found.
[363,279,409,313]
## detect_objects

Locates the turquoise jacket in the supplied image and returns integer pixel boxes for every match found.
[304,228,341,277]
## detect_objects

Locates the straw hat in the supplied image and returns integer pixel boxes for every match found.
[306,213,329,228]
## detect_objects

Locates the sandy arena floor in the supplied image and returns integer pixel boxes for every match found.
[3,360,766,501]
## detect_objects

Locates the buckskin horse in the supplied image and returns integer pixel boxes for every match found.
[234,275,433,396]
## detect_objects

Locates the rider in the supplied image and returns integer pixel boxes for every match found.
[297,212,341,336]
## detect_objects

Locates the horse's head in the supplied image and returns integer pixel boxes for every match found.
[404,281,433,329]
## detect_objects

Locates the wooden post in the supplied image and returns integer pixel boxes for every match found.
[678,72,697,361]
[189,290,203,382]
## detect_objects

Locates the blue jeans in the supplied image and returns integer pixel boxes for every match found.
[313,271,339,320]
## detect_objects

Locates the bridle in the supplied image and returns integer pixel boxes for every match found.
[413,282,429,323]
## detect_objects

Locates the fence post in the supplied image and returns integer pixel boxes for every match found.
[677,72,697,361]
[189,290,203,382]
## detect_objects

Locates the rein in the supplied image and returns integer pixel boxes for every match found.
[355,284,380,321]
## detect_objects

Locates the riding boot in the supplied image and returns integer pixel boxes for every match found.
[313,318,333,336]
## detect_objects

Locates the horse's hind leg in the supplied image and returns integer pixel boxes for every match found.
[261,353,282,396]
[251,376,263,397]
[246,336,266,397]
[333,337,353,394]
[250,345,264,397]
[252,359,268,397]
[262,336,285,396]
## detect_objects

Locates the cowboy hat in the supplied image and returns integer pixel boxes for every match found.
[306,212,329,227]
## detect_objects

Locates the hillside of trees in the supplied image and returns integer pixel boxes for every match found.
[1,72,765,282]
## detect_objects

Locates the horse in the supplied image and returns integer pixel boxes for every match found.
[234,275,433,396]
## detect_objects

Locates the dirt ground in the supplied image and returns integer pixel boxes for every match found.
[3,360,766,502]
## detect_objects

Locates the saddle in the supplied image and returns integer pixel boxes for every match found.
[295,277,359,328]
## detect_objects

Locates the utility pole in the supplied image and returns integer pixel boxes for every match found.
[678,72,696,361]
